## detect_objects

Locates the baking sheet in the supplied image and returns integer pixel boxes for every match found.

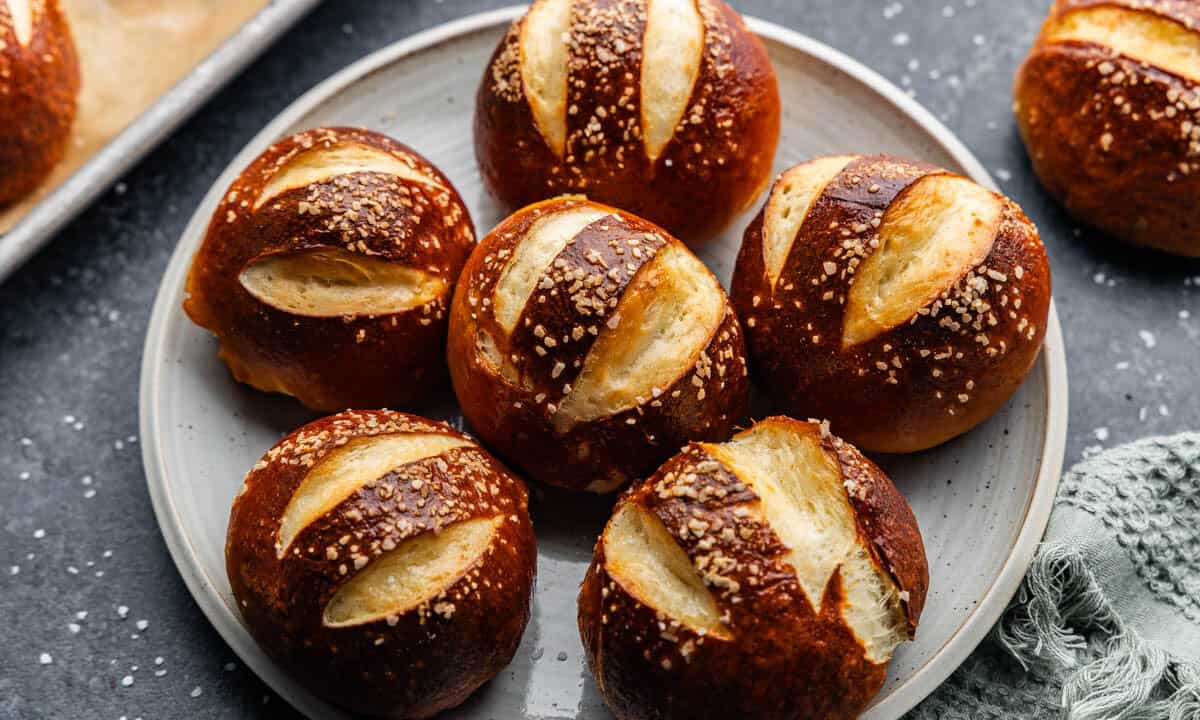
[0,0,321,281]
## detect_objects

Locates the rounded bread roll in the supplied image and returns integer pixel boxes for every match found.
[474,0,780,242]
[184,127,475,411]
[578,416,928,720]
[448,196,750,493]
[1015,0,1200,256]
[0,0,79,205]
[732,154,1051,453]
[226,410,536,719]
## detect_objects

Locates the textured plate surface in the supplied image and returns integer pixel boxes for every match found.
[140,8,1068,719]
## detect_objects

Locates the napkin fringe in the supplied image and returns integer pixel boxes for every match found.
[993,542,1200,719]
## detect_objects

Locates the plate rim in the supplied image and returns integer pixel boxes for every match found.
[139,7,1070,719]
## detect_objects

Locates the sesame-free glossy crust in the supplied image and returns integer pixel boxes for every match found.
[578,417,928,720]
[183,127,475,411]
[0,0,79,206]
[474,0,780,243]
[732,155,1051,453]
[225,410,537,719]
[447,196,750,493]
[1015,0,1200,256]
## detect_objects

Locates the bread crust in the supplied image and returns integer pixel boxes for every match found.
[447,196,750,493]
[183,127,475,412]
[226,410,536,719]
[731,154,1051,453]
[474,0,780,243]
[0,0,79,205]
[1015,0,1200,256]
[578,417,928,720]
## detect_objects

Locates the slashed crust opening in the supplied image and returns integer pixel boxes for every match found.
[704,420,907,663]
[603,502,732,639]
[322,515,502,627]
[276,433,471,557]
[238,248,446,318]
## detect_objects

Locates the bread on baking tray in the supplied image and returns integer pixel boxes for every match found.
[226,410,536,719]
[578,416,928,720]
[0,0,79,205]
[731,154,1051,453]
[183,127,475,412]
[1015,0,1200,256]
[474,0,780,243]
[447,195,750,493]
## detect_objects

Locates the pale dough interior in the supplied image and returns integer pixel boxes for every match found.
[254,142,443,210]
[322,516,500,627]
[6,0,32,45]
[519,0,572,157]
[843,174,1000,347]
[603,502,731,638]
[640,0,704,161]
[238,248,446,318]
[762,156,855,289]
[555,242,723,431]
[1046,6,1200,84]
[492,206,610,332]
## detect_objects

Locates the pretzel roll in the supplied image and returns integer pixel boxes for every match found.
[1015,0,1200,256]
[579,417,928,720]
[0,0,79,205]
[474,0,780,243]
[184,127,475,412]
[731,155,1051,453]
[448,196,749,493]
[226,410,536,719]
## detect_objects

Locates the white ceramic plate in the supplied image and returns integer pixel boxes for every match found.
[140,7,1069,719]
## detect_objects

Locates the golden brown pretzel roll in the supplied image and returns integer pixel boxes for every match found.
[474,0,780,243]
[226,410,536,719]
[447,196,750,493]
[0,0,79,205]
[184,127,475,412]
[578,417,928,720]
[731,155,1051,453]
[1015,0,1200,256]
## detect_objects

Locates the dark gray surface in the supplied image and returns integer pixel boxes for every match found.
[1,1,1197,718]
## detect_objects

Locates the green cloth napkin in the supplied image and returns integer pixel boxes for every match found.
[910,434,1200,719]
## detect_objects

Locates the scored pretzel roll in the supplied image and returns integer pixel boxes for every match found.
[447,196,750,493]
[1015,0,1200,256]
[226,410,536,719]
[578,417,928,720]
[731,154,1052,453]
[184,127,475,412]
[474,0,780,243]
[0,0,79,205]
